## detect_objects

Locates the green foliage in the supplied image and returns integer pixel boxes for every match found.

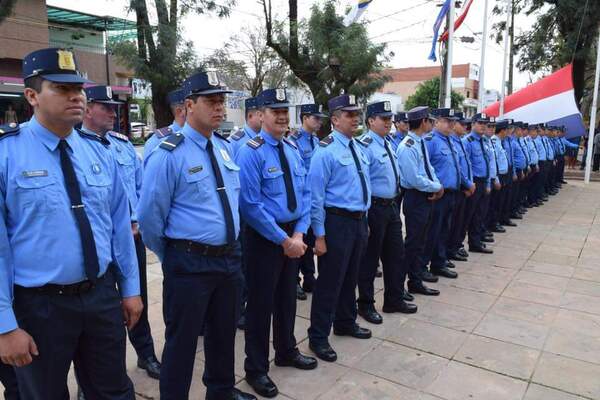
[404,77,465,110]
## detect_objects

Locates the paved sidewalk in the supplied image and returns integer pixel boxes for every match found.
[33,180,600,398]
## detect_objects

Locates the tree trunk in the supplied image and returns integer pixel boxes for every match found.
[572,56,587,108]
[508,0,515,95]
[152,87,173,128]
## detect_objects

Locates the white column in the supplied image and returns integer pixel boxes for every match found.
[499,0,511,117]
[444,1,455,108]
[584,31,600,184]
[477,0,489,112]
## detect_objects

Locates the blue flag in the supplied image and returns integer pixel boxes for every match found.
[428,0,452,62]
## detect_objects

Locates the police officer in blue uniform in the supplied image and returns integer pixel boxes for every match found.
[356,101,417,326]
[389,112,408,151]
[81,85,161,379]
[486,120,511,233]
[557,126,579,184]
[481,119,501,242]
[525,125,541,207]
[308,94,372,362]
[541,126,557,195]
[143,88,185,158]
[230,97,262,158]
[0,48,143,399]
[396,106,444,296]
[289,103,327,300]
[421,108,470,280]
[462,113,494,254]
[532,125,548,203]
[508,122,528,220]
[137,71,255,400]
[497,120,519,227]
[447,112,475,262]
[237,89,317,398]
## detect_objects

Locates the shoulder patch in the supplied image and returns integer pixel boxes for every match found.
[283,137,297,149]
[155,127,173,139]
[76,128,110,147]
[319,135,334,147]
[159,133,184,151]
[230,130,245,141]
[405,138,415,148]
[247,135,265,150]
[214,131,230,143]
[108,131,129,142]
[357,135,373,147]
[0,123,20,141]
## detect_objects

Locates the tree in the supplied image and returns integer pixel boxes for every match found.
[491,0,600,106]
[204,25,291,96]
[260,0,390,112]
[0,0,17,24]
[112,0,235,127]
[404,77,464,111]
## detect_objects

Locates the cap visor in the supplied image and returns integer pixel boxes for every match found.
[192,88,234,96]
[91,99,124,105]
[340,106,362,112]
[312,112,328,118]
[266,103,292,109]
[372,112,394,118]
[42,73,91,84]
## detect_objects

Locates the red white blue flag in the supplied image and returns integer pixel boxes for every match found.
[343,0,374,26]
[484,65,586,138]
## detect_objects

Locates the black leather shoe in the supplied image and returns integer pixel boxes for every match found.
[237,314,246,330]
[561,180,568,184]
[445,260,456,269]
[296,284,307,301]
[245,374,278,398]
[482,236,495,243]
[138,356,161,380]
[469,245,493,254]
[302,278,315,293]
[358,305,383,324]
[309,342,337,362]
[501,220,517,227]
[448,253,468,262]
[375,268,383,278]
[457,248,469,258]
[510,213,523,220]
[422,271,439,283]
[492,225,506,233]
[275,352,318,370]
[382,301,418,314]
[403,292,415,302]
[432,267,458,279]
[407,283,440,296]
[232,388,257,400]
[333,325,372,339]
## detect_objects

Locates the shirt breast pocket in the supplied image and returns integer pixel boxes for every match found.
[84,172,112,215]
[262,169,284,196]
[293,164,307,187]
[15,174,61,216]
[184,167,212,201]
[223,161,241,192]
[336,156,354,168]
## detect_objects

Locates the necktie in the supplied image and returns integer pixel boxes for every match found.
[277,141,297,212]
[383,139,399,194]
[445,136,461,189]
[479,138,490,178]
[458,138,472,180]
[349,140,368,205]
[58,140,100,283]
[206,139,236,244]
[420,139,434,181]
[491,140,500,173]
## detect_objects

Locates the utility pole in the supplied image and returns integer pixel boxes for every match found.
[508,0,515,95]
[499,0,511,117]
[444,0,455,108]
[584,31,600,184]
[439,12,450,107]
[477,0,489,112]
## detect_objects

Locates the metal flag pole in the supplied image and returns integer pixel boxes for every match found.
[478,0,489,112]
[444,0,455,108]
[584,31,600,184]
[499,0,511,117]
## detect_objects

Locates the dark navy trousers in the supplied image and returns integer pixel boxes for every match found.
[402,190,434,286]
[464,177,487,247]
[421,191,456,271]
[244,226,299,377]
[0,362,19,400]
[13,272,135,400]
[448,191,467,256]
[308,212,368,346]
[357,201,406,308]
[160,243,243,400]
[297,228,316,287]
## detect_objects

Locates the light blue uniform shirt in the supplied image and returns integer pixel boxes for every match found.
[425,130,462,191]
[543,136,555,160]
[533,136,547,161]
[387,131,405,152]
[289,128,319,170]
[450,134,473,188]
[231,125,260,159]
[525,137,539,165]
[137,123,241,261]
[309,130,371,237]
[490,135,509,175]
[0,117,140,333]
[510,136,527,170]
[560,137,579,153]
[358,130,400,199]
[143,121,182,159]
[82,127,143,221]
[462,132,490,182]
[237,130,310,244]
[484,136,499,185]
[396,131,442,193]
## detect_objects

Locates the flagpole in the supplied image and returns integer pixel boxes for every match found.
[444,1,455,108]
[478,0,489,112]
[499,0,511,117]
[584,31,600,184]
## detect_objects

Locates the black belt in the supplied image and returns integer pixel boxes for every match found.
[15,274,107,296]
[404,188,431,197]
[167,238,235,257]
[371,196,397,207]
[325,207,366,220]
[473,177,488,182]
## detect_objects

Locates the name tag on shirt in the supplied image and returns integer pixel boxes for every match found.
[22,170,48,178]
[189,165,203,174]
[268,167,279,173]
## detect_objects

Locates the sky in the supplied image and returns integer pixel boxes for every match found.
[47,0,545,93]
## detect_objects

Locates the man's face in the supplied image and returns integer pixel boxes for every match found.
[25,80,86,126]
[85,102,116,132]
[186,94,226,131]
[172,103,186,126]
[434,118,453,135]
[473,121,486,134]
[515,127,522,137]
[246,110,262,132]
[369,115,392,136]
[454,122,465,135]
[261,107,290,138]
[530,129,537,138]
[303,115,323,133]
[332,110,360,135]
[485,124,495,137]
[394,121,408,133]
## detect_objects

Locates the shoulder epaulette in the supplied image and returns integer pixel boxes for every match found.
[405,138,415,147]
[159,132,184,151]
[283,137,297,149]
[155,126,173,139]
[467,136,475,142]
[319,135,334,147]
[108,131,129,142]
[290,131,301,140]
[230,130,245,141]
[247,135,265,149]
[214,131,230,143]
[0,123,20,141]
[76,128,110,147]
[357,135,373,147]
